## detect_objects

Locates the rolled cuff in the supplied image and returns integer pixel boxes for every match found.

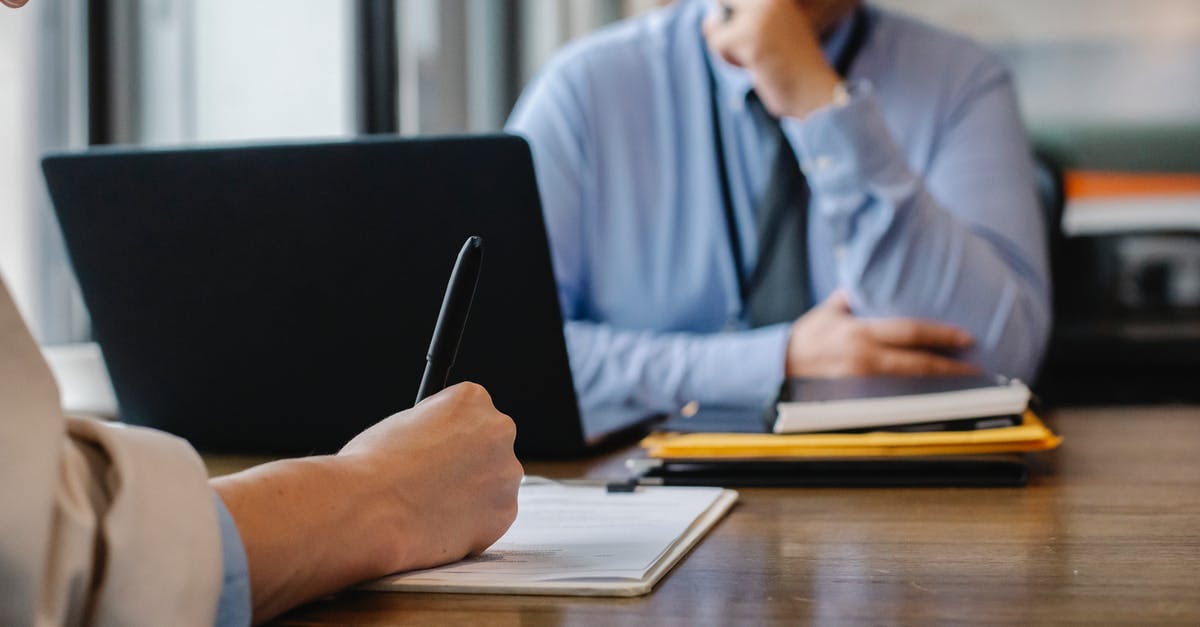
[684,323,792,407]
[784,81,918,221]
[65,419,224,626]
[213,493,252,627]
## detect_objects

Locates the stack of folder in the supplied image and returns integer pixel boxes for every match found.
[643,410,1060,459]
[635,376,1063,487]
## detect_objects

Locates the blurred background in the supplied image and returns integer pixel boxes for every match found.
[2,0,1198,406]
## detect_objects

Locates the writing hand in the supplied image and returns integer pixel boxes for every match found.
[339,382,523,567]
[213,382,522,623]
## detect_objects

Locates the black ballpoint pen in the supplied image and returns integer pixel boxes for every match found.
[414,236,484,405]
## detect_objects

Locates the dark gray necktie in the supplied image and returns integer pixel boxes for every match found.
[743,95,811,327]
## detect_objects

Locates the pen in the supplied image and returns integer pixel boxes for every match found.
[414,236,484,405]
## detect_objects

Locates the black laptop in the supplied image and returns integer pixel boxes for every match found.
[42,135,650,457]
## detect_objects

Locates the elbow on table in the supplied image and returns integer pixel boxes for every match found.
[975,292,1052,383]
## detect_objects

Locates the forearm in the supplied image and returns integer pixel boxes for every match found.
[210,456,395,624]
[566,320,791,413]
[842,189,1049,378]
[787,84,1051,379]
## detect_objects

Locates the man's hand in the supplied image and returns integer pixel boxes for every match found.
[702,0,844,119]
[786,291,979,377]
[212,382,522,623]
[339,382,523,569]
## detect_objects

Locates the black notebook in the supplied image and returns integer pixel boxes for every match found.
[638,456,1031,488]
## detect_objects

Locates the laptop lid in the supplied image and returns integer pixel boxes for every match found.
[42,135,641,457]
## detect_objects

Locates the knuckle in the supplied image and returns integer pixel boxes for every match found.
[500,500,519,531]
[497,414,518,442]
[844,324,869,343]
[458,381,488,399]
[846,351,873,375]
[507,458,525,484]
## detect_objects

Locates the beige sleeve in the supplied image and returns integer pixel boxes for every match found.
[1,279,223,627]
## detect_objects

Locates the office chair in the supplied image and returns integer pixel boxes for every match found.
[1030,151,1067,393]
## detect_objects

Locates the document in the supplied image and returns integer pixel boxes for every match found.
[363,479,737,596]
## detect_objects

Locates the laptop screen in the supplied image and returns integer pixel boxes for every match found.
[43,135,645,458]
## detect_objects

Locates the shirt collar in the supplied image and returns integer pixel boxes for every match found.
[704,3,860,112]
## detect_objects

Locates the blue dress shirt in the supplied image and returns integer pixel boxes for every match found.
[507,0,1050,416]
[213,493,252,626]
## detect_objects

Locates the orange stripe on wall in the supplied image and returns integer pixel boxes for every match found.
[1066,171,1200,200]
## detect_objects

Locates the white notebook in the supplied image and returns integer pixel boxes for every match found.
[774,375,1031,434]
[362,479,738,597]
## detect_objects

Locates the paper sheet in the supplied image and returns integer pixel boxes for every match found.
[373,480,728,586]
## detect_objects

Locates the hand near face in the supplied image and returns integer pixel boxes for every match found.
[786,291,980,377]
[702,0,845,119]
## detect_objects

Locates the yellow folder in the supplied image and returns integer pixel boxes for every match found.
[641,411,1062,460]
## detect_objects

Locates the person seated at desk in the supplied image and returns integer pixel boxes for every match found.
[506,0,1051,417]
[0,277,523,625]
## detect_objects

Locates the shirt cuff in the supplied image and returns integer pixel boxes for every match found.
[212,492,252,627]
[686,323,791,407]
[783,80,918,222]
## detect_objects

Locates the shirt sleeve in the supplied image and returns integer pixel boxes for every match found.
[785,69,1051,381]
[212,493,252,627]
[565,320,791,412]
[508,54,793,414]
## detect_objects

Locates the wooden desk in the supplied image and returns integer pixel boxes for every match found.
[209,406,1200,625]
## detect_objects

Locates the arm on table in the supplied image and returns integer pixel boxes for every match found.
[789,69,1051,381]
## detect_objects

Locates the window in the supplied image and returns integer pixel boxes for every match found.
[3,0,668,348]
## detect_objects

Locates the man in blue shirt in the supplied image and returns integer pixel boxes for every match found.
[507,0,1050,417]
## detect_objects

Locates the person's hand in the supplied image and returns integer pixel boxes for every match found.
[786,291,979,377]
[339,382,523,571]
[212,382,521,623]
[702,0,844,119]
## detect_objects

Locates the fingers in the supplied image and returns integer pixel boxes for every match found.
[865,318,973,350]
[871,348,980,376]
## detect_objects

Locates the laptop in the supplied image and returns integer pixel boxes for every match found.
[42,135,652,458]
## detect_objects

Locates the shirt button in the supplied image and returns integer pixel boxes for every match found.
[834,245,848,260]
[815,155,833,171]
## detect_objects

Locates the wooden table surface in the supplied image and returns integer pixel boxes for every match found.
[208,406,1200,626]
